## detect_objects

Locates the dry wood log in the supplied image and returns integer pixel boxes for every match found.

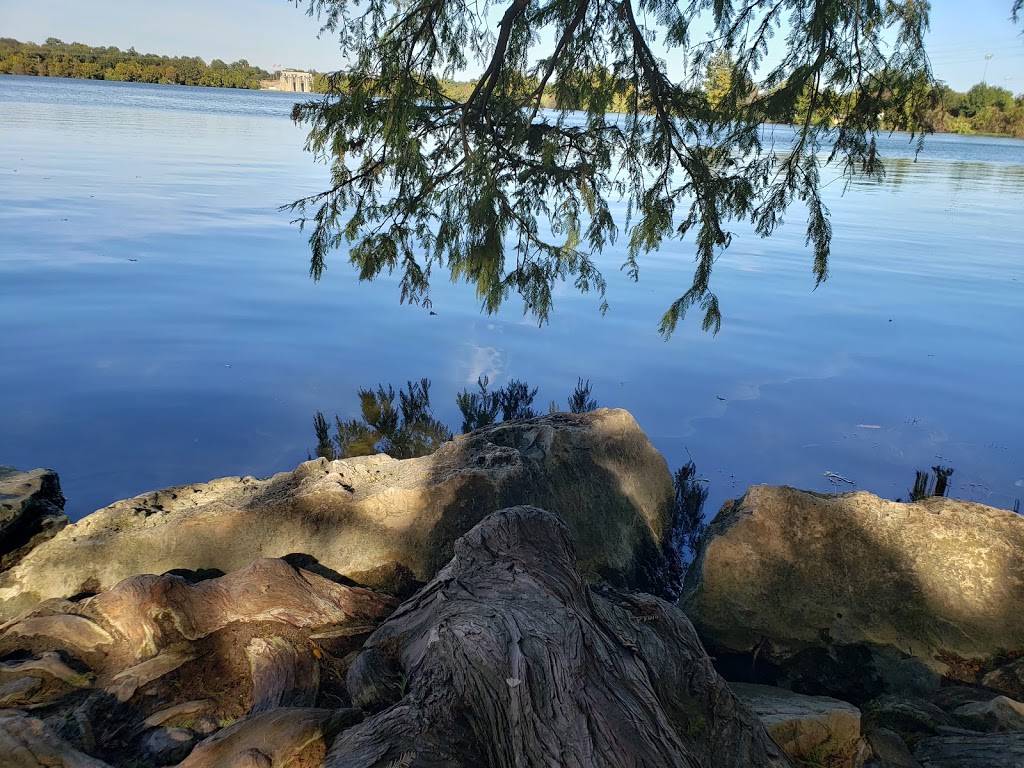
[328,506,794,767]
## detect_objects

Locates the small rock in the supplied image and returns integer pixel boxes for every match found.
[914,731,1024,767]
[953,696,1024,732]
[865,727,921,767]
[863,696,951,738]
[731,683,863,768]
[927,685,994,712]
[143,726,196,765]
[982,657,1024,700]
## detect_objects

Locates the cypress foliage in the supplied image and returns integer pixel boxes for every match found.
[287,0,968,334]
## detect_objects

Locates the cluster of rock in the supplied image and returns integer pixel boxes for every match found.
[1,409,1022,767]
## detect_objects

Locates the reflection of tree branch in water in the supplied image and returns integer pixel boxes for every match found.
[903,464,955,502]
[310,376,601,461]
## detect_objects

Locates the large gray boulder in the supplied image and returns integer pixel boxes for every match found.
[0,467,67,571]
[0,409,674,621]
[682,486,1024,699]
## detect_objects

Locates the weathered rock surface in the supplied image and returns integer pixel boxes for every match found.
[328,505,793,767]
[863,696,951,738]
[953,695,1024,732]
[731,683,864,768]
[683,486,1024,698]
[0,409,674,621]
[913,732,1024,767]
[0,467,67,571]
[864,727,921,768]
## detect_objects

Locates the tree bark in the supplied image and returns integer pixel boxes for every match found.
[328,506,793,767]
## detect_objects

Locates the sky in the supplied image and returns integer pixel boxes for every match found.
[1,0,1022,92]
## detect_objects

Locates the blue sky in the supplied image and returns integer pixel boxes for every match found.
[1,0,1021,92]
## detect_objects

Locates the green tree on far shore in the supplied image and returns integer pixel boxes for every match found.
[0,38,272,89]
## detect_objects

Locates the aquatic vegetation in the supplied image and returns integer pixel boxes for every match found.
[315,376,599,459]
[313,379,452,460]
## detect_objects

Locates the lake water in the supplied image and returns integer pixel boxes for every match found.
[2,74,1022,521]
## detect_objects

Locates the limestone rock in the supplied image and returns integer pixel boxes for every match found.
[731,683,864,768]
[863,696,951,738]
[864,728,921,768]
[0,409,674,621]
[683,486,1024,697]
[914,732,1024,767]
[0,467,67,571]
[953,695,1024,732]
[329,506,793,767]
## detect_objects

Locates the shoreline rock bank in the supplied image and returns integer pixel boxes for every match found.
[2,411,1023,767]
[0,409,675,622]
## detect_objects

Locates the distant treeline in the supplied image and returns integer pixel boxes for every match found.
[0,38,272,89]
[925,82,1024,138]
[3,37,1022,137]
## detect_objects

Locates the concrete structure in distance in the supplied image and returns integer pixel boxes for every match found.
[261,70,314,93]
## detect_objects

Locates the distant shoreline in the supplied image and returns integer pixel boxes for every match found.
[3,72,1023,143]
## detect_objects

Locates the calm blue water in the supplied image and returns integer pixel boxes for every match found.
[2,74,1022,520]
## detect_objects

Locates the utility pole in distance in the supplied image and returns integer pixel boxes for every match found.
[982,53,993,84]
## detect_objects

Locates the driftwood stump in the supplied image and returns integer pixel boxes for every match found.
[328,506,793,767]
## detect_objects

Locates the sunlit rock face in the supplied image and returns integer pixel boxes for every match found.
[683,485,1024,700]
[0,409,675,621]
[0,467,67,571]
[730,683,865,768]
